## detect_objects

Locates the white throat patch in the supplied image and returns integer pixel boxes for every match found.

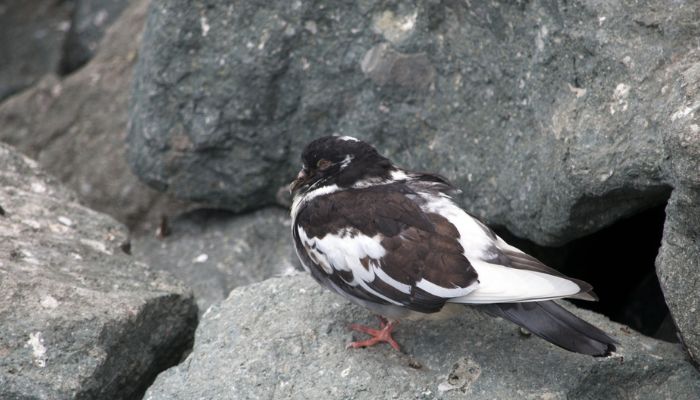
[291,183,341,220]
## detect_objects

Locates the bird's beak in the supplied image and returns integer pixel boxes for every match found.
[289,169,309,194]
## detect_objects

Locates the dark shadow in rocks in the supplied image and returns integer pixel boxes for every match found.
[495,202,676,342]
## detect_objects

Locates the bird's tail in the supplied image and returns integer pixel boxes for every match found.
[476,301,617,357]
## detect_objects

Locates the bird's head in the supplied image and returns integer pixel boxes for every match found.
[289,136,393,196]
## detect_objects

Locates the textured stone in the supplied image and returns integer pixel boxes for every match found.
[127,0,700,364]
[132,207,300,312]
[144,274,700,400]
[0,1,73,101]
[127,0,698,244]
[60,0,131,74]
[656,49,700,365]
[0,143,198,399]
[0,0,188,232]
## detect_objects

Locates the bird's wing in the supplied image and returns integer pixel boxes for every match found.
[413,192,596,304]
[293,183,478,314]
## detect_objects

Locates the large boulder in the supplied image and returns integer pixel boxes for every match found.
[127,0,700,363]
[127,0,694,244]
[0,1,73,101]
[0,0,188,232]
[656,54,700,363]
[60,0,131,74]
[144,274,700,399]
[0,0,132,101]
[0,142,198,399]
[132,207,300,312]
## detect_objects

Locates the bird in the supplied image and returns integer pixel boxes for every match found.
[289,135,617,357]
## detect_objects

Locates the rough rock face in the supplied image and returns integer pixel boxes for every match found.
[0,0,188,232]
[128,0,695,244]
[0,1,73,101]
[144,274,700,400]
[0,0,132,101]
[127,0,700,363]
[60,0,131,74]
[656,54,700,364]
[0,143,198,399]
[132,207,299,312]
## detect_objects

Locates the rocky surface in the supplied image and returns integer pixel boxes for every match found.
[127,0,696,245]
[0,1,73,101]
[128,0,700,365]
[0,142,198,399]
[0,0,188,232]
[60,0,131,74]
[132,207,299,312]
[656,52,700,365]
[144,274,700,400]
[0,0,131,101]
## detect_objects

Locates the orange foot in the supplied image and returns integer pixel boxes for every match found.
[347,316,401,351]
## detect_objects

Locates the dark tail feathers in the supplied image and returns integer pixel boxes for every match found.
[478,301,617,357]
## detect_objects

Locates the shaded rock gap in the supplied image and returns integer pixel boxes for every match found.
[495,196,675,342]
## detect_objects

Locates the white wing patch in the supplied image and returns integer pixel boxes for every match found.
[389,169,410,180]
[420,194,584,303]
[296,226,410,304]
[420,195,497,264]
[452,261,581,303]
[416,278,478,298]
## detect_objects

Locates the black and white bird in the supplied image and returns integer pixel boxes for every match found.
[290,136,616,357]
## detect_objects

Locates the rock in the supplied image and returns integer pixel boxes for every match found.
[132,207,300,312]
[60,0,132,74]
[656,53,700,364]
[127,0,700,364]
[0,142,198,399]
[0,1,73,101]
[144,274,700,399]
[127,0,694,244]
[0,0,189,232]
[658,190,700,363]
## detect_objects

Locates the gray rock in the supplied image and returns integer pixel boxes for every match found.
[132,207,300,313]
[0,1,73,101]
[128,0,700,365]
[0,0,189,233]
[60,0,132,74]
[656,55,700,365]
[127,0,695,244]
[144,274,700,400]
[0,142,198,399]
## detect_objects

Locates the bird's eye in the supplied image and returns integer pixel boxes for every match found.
[317,159,332,170]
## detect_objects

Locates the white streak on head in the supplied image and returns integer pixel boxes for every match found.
[339,154,354,169]
[338,135,360,142]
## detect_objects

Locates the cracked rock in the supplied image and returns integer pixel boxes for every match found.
[0,142,198,400]
[144,274,700,399]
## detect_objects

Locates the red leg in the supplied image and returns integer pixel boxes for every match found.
[347,316,401,351]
